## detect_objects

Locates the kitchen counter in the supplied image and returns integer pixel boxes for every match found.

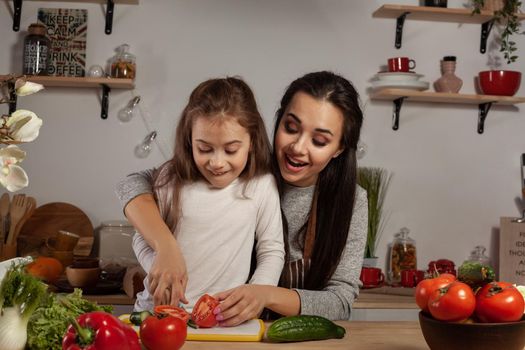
[183,321,427,349]
[84,288,418,309]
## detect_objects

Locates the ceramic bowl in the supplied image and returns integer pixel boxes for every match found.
[66,266,101,287]
[419,311,525,350]
[478,70,521,96]
[71,257,100,269]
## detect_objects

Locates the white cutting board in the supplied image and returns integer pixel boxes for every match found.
[120,315,265,342]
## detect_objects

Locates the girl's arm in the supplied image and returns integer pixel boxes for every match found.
[116,170,188,306]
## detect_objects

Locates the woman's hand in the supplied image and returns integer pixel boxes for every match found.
[213,285,268,327]
[148,240,188,306]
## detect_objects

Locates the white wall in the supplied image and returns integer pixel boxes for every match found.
[1,0,524,274]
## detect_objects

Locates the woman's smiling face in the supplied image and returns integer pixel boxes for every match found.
[274,91,344,187]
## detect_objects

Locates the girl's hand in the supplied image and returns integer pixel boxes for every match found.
[148,240,189,306]
[213,285,268,327]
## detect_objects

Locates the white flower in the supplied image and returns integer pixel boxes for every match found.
[5,109,43,142]
[14,79,44,96]
[0,145,28,192]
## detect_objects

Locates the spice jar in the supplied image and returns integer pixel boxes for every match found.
[389,227,417,284]
[465,245,492,267]
[109,44,136,79]
[22,23,51,76]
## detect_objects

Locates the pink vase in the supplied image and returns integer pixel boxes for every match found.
[434,56,463,93]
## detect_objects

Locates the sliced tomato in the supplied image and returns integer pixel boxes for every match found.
[154,305,190,323]
[191,294,220,328]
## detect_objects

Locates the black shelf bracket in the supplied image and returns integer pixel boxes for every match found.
[105,0,115,35]
[392,97,406,130]
[7,80,17,115]
[101,84,111,119]
[12,0,23,31]
[480,20,495,54]
[477,102,493,134]
[395,12,410,49]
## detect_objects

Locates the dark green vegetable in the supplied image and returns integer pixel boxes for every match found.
[457,261,495,290]
[130,310,152,326]
[267,315,346,342]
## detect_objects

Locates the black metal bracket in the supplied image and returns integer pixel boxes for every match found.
[392,97,406,130]
[480,20,495,54]
[477,102,493,134]
[105,0,115,35]
[395,12,410,49]
[7,81,17,115]
[101,84,111,119]
[12,0,23,31]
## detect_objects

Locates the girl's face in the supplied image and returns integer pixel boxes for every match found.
[275,92,344,187]
[192,115,251,188]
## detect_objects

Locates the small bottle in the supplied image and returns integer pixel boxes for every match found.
[22,23,51,76]
[434,56,463,93]
[389,227,417,285]
[109,44,136,79]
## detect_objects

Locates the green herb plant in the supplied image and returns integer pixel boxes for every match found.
[472,0,523,64]
[357,167,392,259]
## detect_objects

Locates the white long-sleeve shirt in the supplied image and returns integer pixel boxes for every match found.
[117,171,284,311]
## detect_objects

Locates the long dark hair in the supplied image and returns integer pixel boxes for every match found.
[154,77,272,231]
[274,71,363,290]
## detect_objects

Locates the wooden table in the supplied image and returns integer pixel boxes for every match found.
[182,321,428,349]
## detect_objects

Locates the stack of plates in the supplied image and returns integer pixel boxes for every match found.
[371,72,430,91]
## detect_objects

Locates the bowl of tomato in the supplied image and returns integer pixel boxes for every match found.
[419,312,525,350]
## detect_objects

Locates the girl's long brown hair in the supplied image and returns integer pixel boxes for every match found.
[275,71,363,290]
[154,77,272,232]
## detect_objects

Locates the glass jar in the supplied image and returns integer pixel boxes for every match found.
[22,23,51,76]
[389,227,417,284]
[96,220,137,264]
[465,245,492,267]
[109,44,136,79]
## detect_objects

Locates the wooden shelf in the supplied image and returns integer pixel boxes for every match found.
[373,4,525,24]
[373,4,525,51]
[370,88,525,134]
[11,76,135,89]
[370,89,525,105]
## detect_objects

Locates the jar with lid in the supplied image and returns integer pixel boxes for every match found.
[465,245,492,267]
[96,220,137,265]
[22,23,51,76]
[109,44,136,79]
[389,227,417,284]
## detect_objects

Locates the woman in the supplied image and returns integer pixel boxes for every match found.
[116,71,367,324]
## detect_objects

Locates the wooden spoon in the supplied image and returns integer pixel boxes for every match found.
[7,194,26,246]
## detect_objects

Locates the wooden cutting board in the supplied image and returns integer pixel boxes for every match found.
[17,202,94,257]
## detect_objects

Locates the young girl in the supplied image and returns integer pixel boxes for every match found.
[117,77,285,311]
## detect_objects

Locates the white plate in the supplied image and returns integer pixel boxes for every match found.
[374,72,424,82]
[371,79,430,91]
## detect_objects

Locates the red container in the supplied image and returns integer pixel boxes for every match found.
[478,70,522,96]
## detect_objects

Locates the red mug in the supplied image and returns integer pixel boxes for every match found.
[388,57,416,72]
[401,269,425,288]
[360,267,385,287]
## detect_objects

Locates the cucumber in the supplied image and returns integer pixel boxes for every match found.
[266,315,346,342]
[129,310,152,326]
[457,261,495,290]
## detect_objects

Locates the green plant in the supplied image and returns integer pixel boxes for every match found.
[357,167,392,259]
[472,0,523,64]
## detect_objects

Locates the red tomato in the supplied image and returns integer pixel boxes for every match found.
[415,275,455,312]
[154,305,190,323]
[140,315,187,350]
[475,281,525,323]
[428,281,476,322]
[191,294,220,328]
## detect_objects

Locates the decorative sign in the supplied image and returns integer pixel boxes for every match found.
[37,8,87,77]
[499,217,525,284]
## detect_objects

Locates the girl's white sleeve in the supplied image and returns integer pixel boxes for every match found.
[249,175,285,286]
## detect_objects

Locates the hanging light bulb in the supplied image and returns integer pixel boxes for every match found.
[135,131,157,158]
[118,96,141,122]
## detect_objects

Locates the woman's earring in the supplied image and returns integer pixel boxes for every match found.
[357,141,367,159]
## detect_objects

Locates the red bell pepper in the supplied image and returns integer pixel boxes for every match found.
[62,311,140,350]
[140,314,187,350]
